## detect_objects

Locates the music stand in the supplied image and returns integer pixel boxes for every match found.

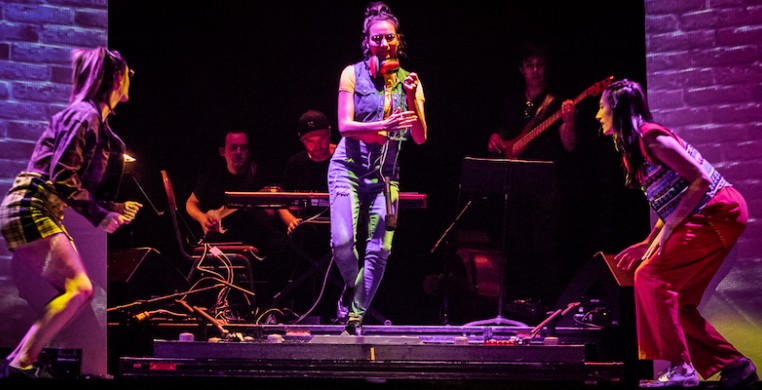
[459,157,555,327]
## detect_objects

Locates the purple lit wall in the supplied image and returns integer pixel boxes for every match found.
[644,0,762,369]
[0,0,110,377]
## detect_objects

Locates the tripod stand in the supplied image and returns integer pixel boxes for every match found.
[457,157,555,327]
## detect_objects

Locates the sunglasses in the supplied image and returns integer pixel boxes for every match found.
[370,33,397,44]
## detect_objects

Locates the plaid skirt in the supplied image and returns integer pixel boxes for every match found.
[0,172,71,251]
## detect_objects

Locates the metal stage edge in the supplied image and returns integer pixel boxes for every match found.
[116,324,626,384]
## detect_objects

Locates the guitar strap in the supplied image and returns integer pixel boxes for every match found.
[519,93,556,136]
[535,93,556,120]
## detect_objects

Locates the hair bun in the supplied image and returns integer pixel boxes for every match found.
[365,1,391,17]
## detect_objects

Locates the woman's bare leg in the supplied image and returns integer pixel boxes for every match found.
[6,233,93,370]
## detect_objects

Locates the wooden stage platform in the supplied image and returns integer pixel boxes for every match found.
[113,323,634,386]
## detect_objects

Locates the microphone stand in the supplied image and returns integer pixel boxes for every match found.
[117,174,165,247]
[430,197,473,255]
[520,301,581,343]
[428,194,476,325]
[129,174,164,217]
[383,130,405,232]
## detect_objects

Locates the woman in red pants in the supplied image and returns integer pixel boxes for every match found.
[596,79,757,388]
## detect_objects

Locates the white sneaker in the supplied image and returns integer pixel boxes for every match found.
[640,366,699,388]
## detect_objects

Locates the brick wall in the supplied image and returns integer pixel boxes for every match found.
[0,0,107,259]
[645,0,762,367]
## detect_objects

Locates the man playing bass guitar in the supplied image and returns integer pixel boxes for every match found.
[487,42,576,160]
[482,41,577,311]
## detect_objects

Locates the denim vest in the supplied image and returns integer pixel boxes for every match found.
[353,59,410,124]
[335,59,411,180]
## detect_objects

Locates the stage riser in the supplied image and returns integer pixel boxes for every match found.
[120,357,623,383]
[153,340,585,362]
[118,338,624,383]
[113,324,629,383]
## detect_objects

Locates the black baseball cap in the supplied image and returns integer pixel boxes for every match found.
[297,110,330,139]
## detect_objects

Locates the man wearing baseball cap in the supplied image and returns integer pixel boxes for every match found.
[280,109,336,215]
[277,109,338,320]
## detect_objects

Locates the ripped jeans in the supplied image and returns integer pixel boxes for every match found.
[328,159,398,320]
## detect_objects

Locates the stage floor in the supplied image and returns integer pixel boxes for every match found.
[114,323,631,386]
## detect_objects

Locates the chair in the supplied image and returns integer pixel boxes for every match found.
[160,170,259,313]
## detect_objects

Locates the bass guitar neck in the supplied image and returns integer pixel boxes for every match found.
[503,76,614,158]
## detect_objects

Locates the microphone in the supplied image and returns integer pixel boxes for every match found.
[384,176,397,231]
[386,213,397,231]
[370,56,400,79]
[380,58,399,75]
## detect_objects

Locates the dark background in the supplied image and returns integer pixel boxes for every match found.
[107,1,650,325]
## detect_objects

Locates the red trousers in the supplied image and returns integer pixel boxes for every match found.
[634,186,748,379]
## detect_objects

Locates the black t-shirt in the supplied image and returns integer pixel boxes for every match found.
[280,151,329,192]
[193,161,264,210]
[279,150,332,259]
[497,90,567,162]
[191,160,277,246]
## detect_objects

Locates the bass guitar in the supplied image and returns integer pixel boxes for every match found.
[501,76,614,158]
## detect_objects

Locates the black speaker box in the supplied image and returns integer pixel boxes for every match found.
[555,251,634,327]
[0,347,81,379]
[108,247,189,306]
[554,251,644,384]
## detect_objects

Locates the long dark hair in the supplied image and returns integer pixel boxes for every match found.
[360,1,407,60]
[70,46,130,108]
[602,79,654,188]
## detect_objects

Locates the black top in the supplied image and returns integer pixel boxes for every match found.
[192,160,263,210]
[191,160,285,250]
[26,100,126,226]
[497,90,567,162]
[280,151,330,192]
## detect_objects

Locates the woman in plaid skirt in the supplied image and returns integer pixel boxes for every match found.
[0,46,142,379]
